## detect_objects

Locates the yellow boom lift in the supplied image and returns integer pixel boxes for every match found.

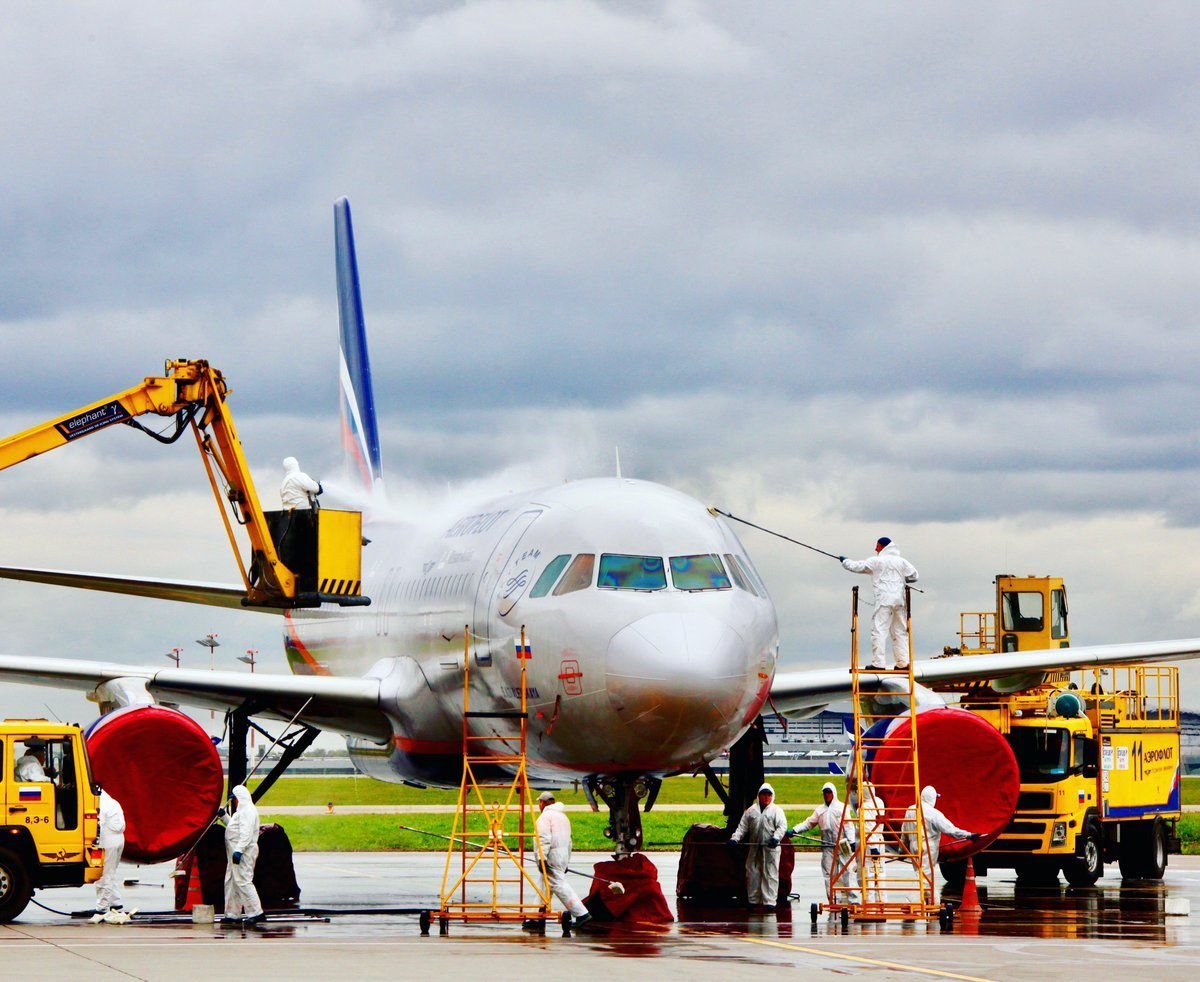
[0,359,367,609]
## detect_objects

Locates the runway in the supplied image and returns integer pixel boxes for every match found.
[3,852,1198,981]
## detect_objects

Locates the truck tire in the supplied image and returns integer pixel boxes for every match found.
[1118,818,1168,880]
[1014,858,1059,886]
[940,860,967,890]
[0,848,33,923]
[1062,818,1104,887]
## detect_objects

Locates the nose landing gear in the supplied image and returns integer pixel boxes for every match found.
[583,774,661,857]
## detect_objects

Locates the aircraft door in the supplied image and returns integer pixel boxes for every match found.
[7,735,78,858]
[471,509,543,666]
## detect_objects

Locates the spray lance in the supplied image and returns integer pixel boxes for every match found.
[708,508,924,592]
[396,824,626,896]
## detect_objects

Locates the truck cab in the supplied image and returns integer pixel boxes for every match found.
[1,721,103,921]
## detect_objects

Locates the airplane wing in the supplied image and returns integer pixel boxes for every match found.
[0,655,390,742]
[0,566,271,613]
[770,637,1200,716]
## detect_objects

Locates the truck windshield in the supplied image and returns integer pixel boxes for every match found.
[1006,727,1070,782]
[1001,591,1044,632]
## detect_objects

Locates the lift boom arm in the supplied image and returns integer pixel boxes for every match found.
[0,358,348,608]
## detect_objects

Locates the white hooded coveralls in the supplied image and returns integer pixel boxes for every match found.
[903,786,974,868]
[855,782,886,904]
[224,785,263,919]
[791,782,859,903]
[280,457,321,510]
[96,789,126,912]
[536,801,588,917]
[729,783,789,906]
[841,543,918,668]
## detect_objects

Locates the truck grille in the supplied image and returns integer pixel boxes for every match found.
[1004,821,1047,836]
[990,840,1040,852]
[1017,791,1053,811]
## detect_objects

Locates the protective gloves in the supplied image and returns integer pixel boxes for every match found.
[232,851,242,865]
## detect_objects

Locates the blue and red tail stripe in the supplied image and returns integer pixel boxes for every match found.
[334,197,383,493]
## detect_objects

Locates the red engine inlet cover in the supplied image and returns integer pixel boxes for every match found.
[86,706,224,863]
[869,706,1019,864]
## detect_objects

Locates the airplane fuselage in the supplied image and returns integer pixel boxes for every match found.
[285,477,779,786]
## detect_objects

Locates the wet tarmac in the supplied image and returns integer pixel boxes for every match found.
[3,851,1198,980]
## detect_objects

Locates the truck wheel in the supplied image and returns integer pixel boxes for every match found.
[1062,819,1104,887]
[0,848,33,923]
[1119,819,1167,880]
[1014,858,1059,886]
[939,860,967,890]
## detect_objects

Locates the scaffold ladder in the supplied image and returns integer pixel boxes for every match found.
[823,585,942,923]
[438,626,551,933]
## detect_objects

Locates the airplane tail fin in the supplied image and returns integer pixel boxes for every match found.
[335,197,384,495]
[827,761,845,776]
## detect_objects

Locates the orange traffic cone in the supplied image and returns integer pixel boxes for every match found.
[958,857,982,915]
[179,858,204,912]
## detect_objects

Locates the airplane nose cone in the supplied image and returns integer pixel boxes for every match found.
[606,612,758,761]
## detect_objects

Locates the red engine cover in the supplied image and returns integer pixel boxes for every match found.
[86,706,224,863]
[869,706,1019,863]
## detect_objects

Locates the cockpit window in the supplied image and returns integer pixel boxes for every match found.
[669,554,731,591]
[597,554,667,591]
[553,554,594,596]
[530,554,571,598]
[723,553,751,592]
[728,554,763,598]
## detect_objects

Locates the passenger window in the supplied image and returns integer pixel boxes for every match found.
[553,554,595,595]
[597,555,667,591]
[670,554,731,591]
[530,555,572,598]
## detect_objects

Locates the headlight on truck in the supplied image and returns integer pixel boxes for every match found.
[1052,822,1067,845]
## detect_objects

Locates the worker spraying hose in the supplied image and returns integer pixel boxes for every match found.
[396,823,626,898]
[713,507,922,668]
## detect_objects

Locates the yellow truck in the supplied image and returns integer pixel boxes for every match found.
[1,720,104,921]
[934,576,1182,886]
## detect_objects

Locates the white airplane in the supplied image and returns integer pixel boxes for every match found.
[2,198,1200,857]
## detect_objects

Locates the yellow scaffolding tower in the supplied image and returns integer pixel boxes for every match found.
[822,586,943,924]
[438,626,551,934]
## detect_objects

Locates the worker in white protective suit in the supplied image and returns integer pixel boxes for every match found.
[840,537,918,669]
[535,791,593,928]
[785,781,858,904]
[849,777,886,904]
[727,782,789,911]
[280,457,322,510]
[902,786,981,903]
[223,785,264,923]
[14,740,49,781]
[90,788,128,923]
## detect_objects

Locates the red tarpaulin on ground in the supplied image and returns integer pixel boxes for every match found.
[584,852,674,923]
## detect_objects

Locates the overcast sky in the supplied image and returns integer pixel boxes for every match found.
[2,1,1199,731]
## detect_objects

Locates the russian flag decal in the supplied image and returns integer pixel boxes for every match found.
[18,786,42,802]
[515,642,532,660]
